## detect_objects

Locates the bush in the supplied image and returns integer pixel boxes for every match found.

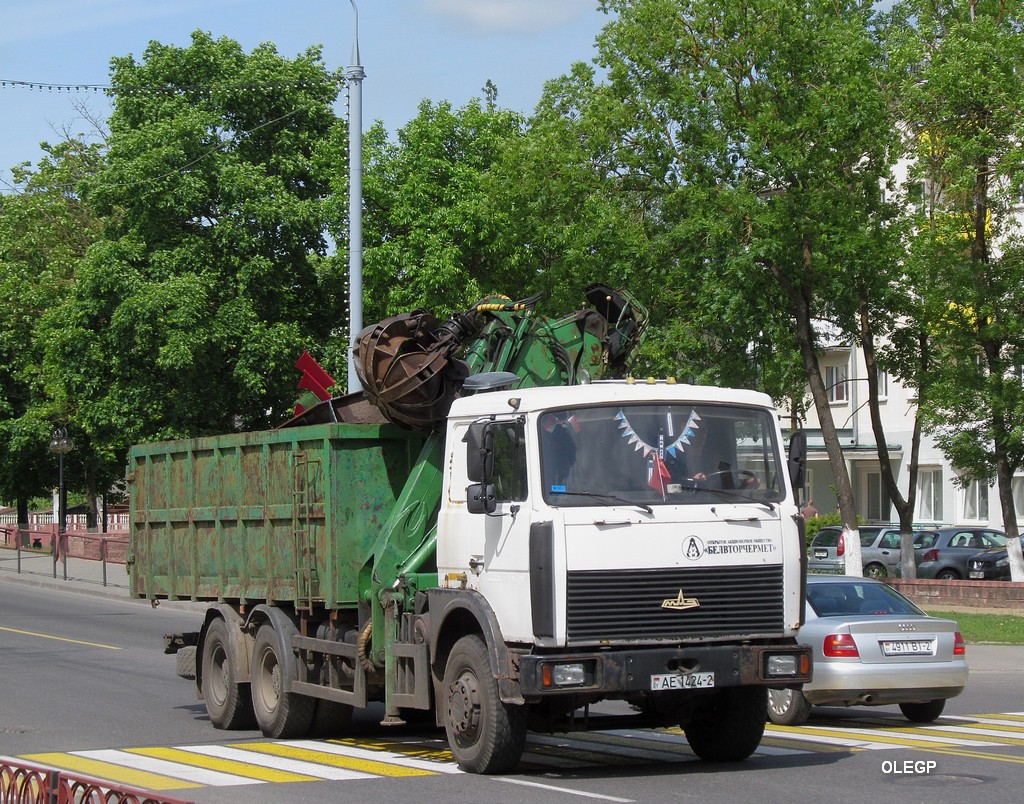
[804,513,865,549]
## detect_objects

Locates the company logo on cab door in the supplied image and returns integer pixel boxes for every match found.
[683,536,704,560]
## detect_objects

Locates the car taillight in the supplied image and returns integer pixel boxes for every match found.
[823,634,859,657]
[837,532,845,557]
[922,549,939,563]
[954,631,966,656]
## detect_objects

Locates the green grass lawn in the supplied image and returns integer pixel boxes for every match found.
[924,609,1024,645]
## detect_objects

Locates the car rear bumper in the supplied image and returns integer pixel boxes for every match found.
[804,658,968,705]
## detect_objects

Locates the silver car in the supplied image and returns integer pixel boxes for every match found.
[767,576,968,726]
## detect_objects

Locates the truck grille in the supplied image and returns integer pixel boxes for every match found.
[566,565,785,643]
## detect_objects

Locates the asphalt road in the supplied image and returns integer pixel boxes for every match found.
[2,556,1022,803]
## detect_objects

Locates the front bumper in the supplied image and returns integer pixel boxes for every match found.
[518,642,812,697]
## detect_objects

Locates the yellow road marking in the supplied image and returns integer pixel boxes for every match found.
[235,742,435,777]
[20,753,200,791]
[124,747,318,783]
[329,737,455,763]
[909,744,1024,765]
[0,625,120,650]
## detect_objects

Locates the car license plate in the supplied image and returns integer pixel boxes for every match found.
[969,571,985,579]
[650,672,715,691]
[881,640,934,657]
[814,549,828,559]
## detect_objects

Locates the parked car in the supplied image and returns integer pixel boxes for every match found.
[766,575,968,726]
[967,541,1019,581]
[909,528,1007,580]
[807,525,910,578]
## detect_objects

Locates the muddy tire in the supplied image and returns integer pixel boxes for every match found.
[251,622,315,738]
[201,618,254,730]
[899,699,945,723]
[442,635,527,774]
[308,698,356,737]
[684,686,767,762]
[766,687,812,726]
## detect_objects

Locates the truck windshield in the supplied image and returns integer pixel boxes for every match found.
[539,403,785,507]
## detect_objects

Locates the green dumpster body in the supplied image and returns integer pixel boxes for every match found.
[127,422,428,609]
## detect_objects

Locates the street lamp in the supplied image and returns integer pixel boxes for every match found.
[49,426,74,576]
[346,0,364,393]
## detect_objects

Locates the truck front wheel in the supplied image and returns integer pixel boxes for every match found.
[201,618,254,730]
[683,686,767,762]
[251,622,315,738]
[442,635,527,774]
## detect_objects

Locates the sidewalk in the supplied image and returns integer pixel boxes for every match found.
[0,549,133,600]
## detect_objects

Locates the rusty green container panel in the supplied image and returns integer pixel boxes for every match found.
[127,422,427,609]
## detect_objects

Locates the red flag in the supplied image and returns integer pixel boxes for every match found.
[648,453,671,496]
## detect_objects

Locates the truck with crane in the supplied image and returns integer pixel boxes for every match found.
[127,284,811,773]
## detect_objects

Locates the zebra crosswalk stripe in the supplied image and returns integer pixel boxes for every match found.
[171,744,374,780]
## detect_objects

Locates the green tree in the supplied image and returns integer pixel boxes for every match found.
[356,98,528,322]
[40,31,345,475]
[536,0,903,570]
[0,140,105,523]
[895,0,1024,580]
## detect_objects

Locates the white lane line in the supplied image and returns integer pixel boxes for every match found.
[941,715,1024,730]
[910,724,1024,741]
[767,727,1004,749]
[177,744,373,780]
[526,733,692,763]
[284,740,464,774]
[497,777,636,802]
[70,749,257,787]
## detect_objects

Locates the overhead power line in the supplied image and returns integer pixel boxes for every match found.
[0,77,345,96]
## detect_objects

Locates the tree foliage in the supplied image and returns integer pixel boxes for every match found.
[40,31,345,468]
[0,140,105,515]
[891,0,1024,575]
[358,98,528,321]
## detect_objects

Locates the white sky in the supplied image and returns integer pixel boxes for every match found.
[0,0,608,190]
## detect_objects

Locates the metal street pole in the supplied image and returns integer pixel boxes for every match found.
[49,427,74,580]
[346,0,364,393]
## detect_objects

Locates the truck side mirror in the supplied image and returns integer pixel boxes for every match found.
[467,483,497,515]
[464,422,494,483]
[787,429,807,492]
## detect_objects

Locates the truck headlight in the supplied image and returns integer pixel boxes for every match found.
[540,661,590,688]
[765,653,803,678]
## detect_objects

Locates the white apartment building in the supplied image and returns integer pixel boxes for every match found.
[790,338,1024,531]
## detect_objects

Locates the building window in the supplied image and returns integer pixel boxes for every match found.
[963,479,989,522]
[875,366,888,401]
[917,469,943,523]
[1014,476,1024,523]
[826,363,848,404]
[866,471,889,522]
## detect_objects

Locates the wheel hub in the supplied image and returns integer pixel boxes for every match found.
[448,671,481,740]
[767,688,792,716]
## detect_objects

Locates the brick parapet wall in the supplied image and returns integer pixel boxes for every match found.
[885,578,1024,611]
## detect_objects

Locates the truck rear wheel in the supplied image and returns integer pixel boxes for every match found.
[251,622,315,738]
[442,635,527,774]
[201,618,254,730]
[683,686,767,762]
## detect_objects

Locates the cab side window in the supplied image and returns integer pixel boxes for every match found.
[491,421,527,503]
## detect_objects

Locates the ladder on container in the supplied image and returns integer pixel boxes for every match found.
[292,451,321,610]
